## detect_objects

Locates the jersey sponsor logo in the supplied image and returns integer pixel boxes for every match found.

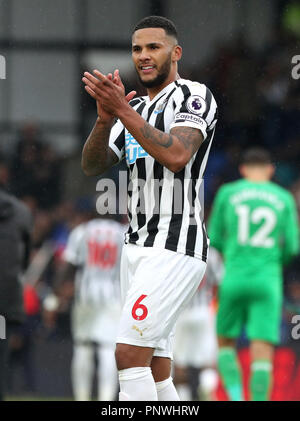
[125,132,149,164]
[185,95,206,115]
[175,112,206,126]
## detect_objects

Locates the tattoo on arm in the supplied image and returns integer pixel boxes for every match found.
[140,122,173,148]
[82,120,117,175]
[171,127,203,157]
[140,122,203,159]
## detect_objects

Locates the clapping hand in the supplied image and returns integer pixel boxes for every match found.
[82,69,136,122]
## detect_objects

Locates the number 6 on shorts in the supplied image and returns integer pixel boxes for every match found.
[132,294,148,321]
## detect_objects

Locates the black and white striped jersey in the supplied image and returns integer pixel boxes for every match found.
[109,78,218,261]
[63,219,125,306]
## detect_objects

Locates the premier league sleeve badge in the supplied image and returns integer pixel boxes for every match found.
[185,95,207,115]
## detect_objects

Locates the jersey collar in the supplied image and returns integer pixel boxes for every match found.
[145,79,180,106]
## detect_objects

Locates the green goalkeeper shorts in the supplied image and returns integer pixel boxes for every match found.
[216,275,282,344]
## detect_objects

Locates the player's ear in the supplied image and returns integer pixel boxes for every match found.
[172,45,182,62]
[239,165,246,178]
[268,164,275,179]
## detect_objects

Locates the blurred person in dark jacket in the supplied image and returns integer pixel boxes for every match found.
[0,159,32,400]
[10,123,62,209]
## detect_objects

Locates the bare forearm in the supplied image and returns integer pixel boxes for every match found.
[81,118,113,176]
[54,262,76,293]
[117,105,201,172]
[118,106,177,165]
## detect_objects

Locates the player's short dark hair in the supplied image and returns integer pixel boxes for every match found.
[240,147,273,166]
[133,16,178,41]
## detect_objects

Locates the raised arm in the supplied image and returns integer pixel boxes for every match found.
[83,70,204,173]
[118,108,203,173]
[81,118,118,176]
[208,187,227,254]
[81,70,136,176]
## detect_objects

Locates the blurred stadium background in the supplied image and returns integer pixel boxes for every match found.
[0,0,300,400]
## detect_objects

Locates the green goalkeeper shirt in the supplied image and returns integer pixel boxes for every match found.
[208,179,299,282]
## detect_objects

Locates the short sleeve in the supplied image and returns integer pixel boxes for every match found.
[208,185,227,253]
[63,225,86,266]
[282,192,300,265]
[108,119,125,162]
[170,82,218,140]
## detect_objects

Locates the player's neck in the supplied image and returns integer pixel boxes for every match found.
[240,164,274,184]
[244,175,270,183]
[147,70,180,100]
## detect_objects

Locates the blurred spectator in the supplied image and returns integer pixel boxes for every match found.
[0,157,10,189]
[7,285,40,395]
[10,123,62,209]
[0,175,32,400]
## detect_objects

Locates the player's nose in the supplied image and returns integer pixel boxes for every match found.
[139,48,151,62]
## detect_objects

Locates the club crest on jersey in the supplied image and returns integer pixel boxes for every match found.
[154,98,168,114]
[186,95,206,115]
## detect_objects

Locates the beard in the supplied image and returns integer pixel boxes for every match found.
[136,54,172,89]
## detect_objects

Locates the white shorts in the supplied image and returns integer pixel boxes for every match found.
[72,301,121,344]
[173,305,217,367]
[116,244,207,358]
